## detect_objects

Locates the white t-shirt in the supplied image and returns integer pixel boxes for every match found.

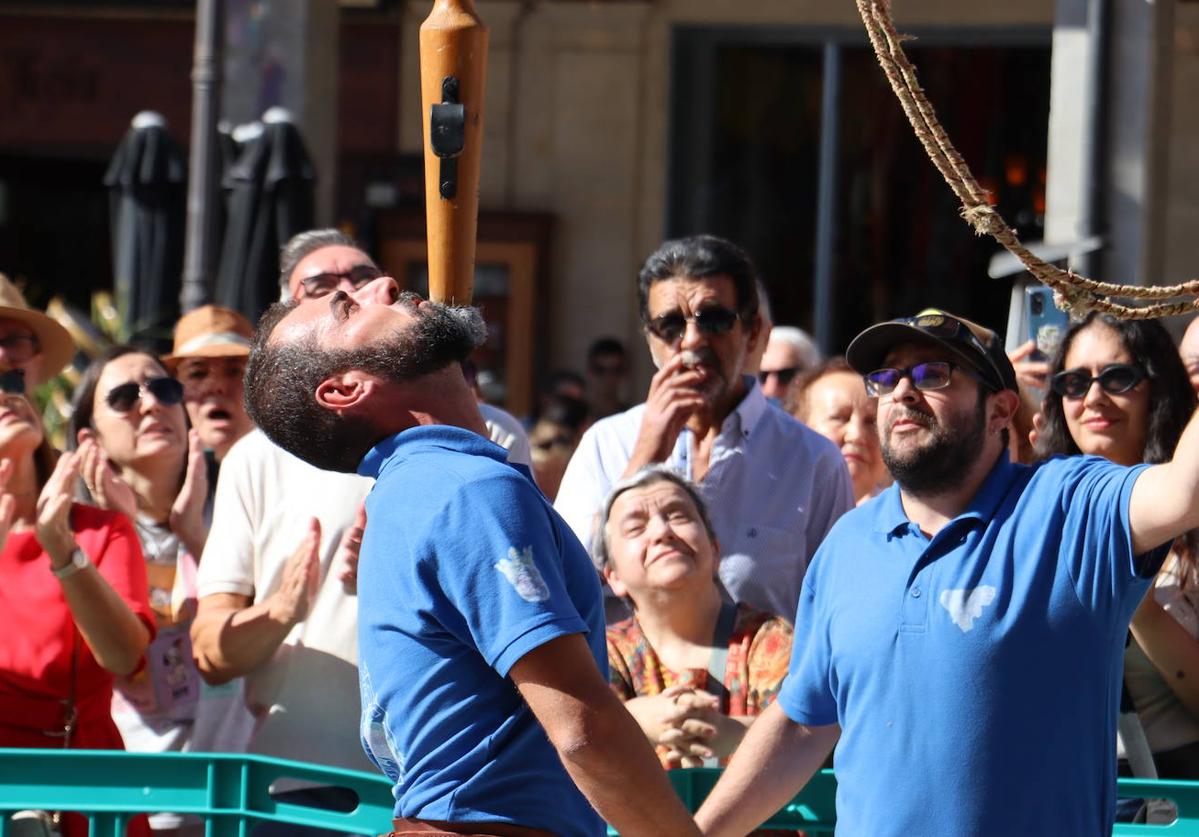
[196,410,530,770]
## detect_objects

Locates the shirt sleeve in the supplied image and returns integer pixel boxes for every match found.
[777,574,838,727]
[195,437,259,598]
[806,441,855,561]
[552,425,613,555]
[746,617,794,711]
[89,511,157,639]
[1058,457,1166,627]
[432,472,592,677]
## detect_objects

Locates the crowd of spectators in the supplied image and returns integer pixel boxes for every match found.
[5,226,1199,834]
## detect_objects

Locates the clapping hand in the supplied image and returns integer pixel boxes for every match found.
[268,517,322,627]
[77,439,137,522]
[335,501,367,595]
[36,451,81,567]
[169,430,210,559]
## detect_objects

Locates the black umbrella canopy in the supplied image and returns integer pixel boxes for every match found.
[103,111,187,350]
[215,109,316,321]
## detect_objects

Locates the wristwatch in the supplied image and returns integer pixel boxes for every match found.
[51,548,91,580]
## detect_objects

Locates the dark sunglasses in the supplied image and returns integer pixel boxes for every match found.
[1050,364,1147,399]
[0,369,25,395]
[759,367,800,387]
[864,361,980,397]
[646,306,740,344]
[105,377,185,413]
[300,265,383,297]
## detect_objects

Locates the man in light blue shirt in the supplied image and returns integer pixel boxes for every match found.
[696,308,1194,836]
[242,276,699,837]
[555,235,853,620]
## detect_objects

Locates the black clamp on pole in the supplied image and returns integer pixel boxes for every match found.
[429,76,466,199]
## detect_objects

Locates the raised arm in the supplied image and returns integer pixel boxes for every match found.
[509,633,701,837]
[694,702,838,837]
[1129,409,1199,555]
[191,518,321,684]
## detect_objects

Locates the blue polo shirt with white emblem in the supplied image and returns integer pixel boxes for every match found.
[779,453,1168,836]
[355,426,606,837]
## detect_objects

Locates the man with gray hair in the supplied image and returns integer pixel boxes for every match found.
[758,325,821,402]
[243,275,699,837]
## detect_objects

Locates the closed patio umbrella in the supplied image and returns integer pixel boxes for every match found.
[215,108,315,321]
[103,111,187,349]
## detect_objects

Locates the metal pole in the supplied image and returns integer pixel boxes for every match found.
[1073,0,1108,277]
[813,42,842,355]
[181,0,224,313]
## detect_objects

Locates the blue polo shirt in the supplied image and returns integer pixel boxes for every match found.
[355,426,606,837]
[779,453,1168,836]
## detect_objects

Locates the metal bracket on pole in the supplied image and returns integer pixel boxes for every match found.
[430,76,466,199]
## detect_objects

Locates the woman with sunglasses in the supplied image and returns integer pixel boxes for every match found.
[1036,313,1199,780]
[68,347,216,824]
[0,373,154,837]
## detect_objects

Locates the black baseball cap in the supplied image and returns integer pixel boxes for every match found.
[845,308,1018,393]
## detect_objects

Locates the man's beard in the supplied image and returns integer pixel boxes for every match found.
[880,394,988,497]
[336,293,488,382]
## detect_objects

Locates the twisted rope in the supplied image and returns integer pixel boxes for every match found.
[857,0,1199,319]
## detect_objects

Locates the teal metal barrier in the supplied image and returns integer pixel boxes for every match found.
[4,751,1199,835]
[0,749,395,836]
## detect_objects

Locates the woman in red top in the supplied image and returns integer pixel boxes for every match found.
[0,376,154,835]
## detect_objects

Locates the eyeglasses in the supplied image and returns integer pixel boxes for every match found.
[1050,364,1147,399]
[646,306,740,344]
[759,367,800,387]
[299,265,383,298]
[104,377,185,413]
[0,369,25,395]
[864,361,980,397]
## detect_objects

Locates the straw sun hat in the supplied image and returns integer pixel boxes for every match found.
[162,305,253,369]
[0,272,76,378]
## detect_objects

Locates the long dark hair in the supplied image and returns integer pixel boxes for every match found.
[1036,313,1195,465]
[1037,313,1198,586]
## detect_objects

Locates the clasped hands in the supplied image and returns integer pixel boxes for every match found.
[641,684,746,768]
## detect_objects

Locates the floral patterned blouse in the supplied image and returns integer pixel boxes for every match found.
[606,603,794,768]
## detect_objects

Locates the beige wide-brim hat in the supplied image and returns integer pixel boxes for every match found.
[0,272,76,378]
[162,305,253,369]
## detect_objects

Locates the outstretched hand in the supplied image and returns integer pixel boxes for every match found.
[336,501,367,594]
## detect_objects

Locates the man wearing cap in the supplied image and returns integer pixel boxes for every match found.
[0,272,75,388]
[164,305,256,464]
[696,308,1199,836]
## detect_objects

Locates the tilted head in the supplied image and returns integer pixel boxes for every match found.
[244,276,488,473]
[846,308,1019,496]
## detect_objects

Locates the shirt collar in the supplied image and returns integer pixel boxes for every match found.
[871,451,1019,535]
[357,425,507,479]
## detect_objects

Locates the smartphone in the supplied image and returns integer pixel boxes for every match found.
[1025,286,1070,362]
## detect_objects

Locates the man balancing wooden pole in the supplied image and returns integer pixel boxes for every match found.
[244,3,699,836]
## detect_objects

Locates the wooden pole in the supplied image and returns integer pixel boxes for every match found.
[419,0,489,306]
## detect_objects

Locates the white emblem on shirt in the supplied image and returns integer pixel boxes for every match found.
[495,546,551,603]
[939,586,997,633]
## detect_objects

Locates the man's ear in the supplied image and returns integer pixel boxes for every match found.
[314,371,376,414]
[603,564,628,599]
[988,388,1021,436]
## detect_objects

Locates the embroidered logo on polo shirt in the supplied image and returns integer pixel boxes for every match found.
[939,586,997,633]
[495,546,551,602]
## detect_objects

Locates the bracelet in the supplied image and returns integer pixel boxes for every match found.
[51,548,91,580]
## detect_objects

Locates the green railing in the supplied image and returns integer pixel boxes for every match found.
[2,750,1199,835]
